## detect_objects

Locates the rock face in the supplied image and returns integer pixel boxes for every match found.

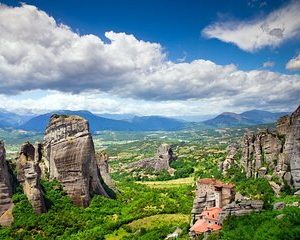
[241,129,283,179]
[220,143,239,175]
[218,200,263,224]
[0,141,14,226]
[190,178,235,225]
[284,106,300,189]
[44,114,108,207]
[228,105,300,190]
[17,142,46,214]
[96,151,116,191]
[128,143,176,174]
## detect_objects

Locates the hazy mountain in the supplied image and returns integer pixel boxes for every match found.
[0,109,33,128]
[129,116,185,131]
[19,110,185,132]
[203,110,289,127]
[97,113,136,121]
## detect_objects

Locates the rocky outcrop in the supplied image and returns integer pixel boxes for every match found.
[96,151,116,191]
[0,141,14,226]
[218,200,263,224]
[127,143,176,174]
[44,114,108,207]
[284,106,300,189]
[231,105,300,190]
[17,142,46,214]
[190,178,235,225]
[220,143,239,176]
[241,129,283,178]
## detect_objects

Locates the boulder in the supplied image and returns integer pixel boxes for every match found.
[44,114,109,207]
[273,202,285,210]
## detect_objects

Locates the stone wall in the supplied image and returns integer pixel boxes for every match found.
[219,200,264,224]
[190,179,235,226]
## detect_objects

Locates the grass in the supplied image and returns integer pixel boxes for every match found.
[136,177,194,188]
[127,214,189,231]
[105,214,190,240]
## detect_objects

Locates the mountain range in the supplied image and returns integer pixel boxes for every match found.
[0,109,290,132]
[203,110,289,127]
[19,110,185,132]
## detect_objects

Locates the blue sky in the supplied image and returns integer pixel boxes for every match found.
[0,0,299,117]
[2,0,297,72]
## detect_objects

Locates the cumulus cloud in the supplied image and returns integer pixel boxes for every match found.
[286,53,300,70]
[262,61,275,68]
[0,3,299,114]
[202,1,300,52]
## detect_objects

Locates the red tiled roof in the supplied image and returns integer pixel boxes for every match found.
[197,178,235,189]
[190,219,222,234]
[200,207,222,221]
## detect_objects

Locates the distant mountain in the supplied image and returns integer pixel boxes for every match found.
[203,110,289,127]
[129,116,185,131]
[0,109,33,128]
[97,113,136,121]
[19,110,185,132]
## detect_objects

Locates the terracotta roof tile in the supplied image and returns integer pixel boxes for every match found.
[197,178,235,188]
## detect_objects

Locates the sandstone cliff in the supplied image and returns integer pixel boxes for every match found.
[0,141,14,226]
[44,114,109,207]
[17,142,46,214]
[127,143,176,174]
[219,143,239,176]
[284,106,300,189]
[222,105,300,190]
[96,151,116,191]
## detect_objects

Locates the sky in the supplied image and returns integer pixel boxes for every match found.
[0,0,299,118]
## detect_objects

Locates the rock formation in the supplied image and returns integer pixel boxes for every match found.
[96,151,116,191]
[223,105,300,191]
[218,199,263,224]
[44,114,109,207]
[127,143,176,174]
[0,141,14,226]
[284,106,300,189]
[219,143,239,175]
[190,178,235,225]
[241,129,283,179]
[17,142,46,214]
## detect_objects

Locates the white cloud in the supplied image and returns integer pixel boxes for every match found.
[0,3,299,115]
[0,89,297,118]
[286,53,300,70]
[0,90,232,117]
[202,1,300,52]
[262,61,275,68]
